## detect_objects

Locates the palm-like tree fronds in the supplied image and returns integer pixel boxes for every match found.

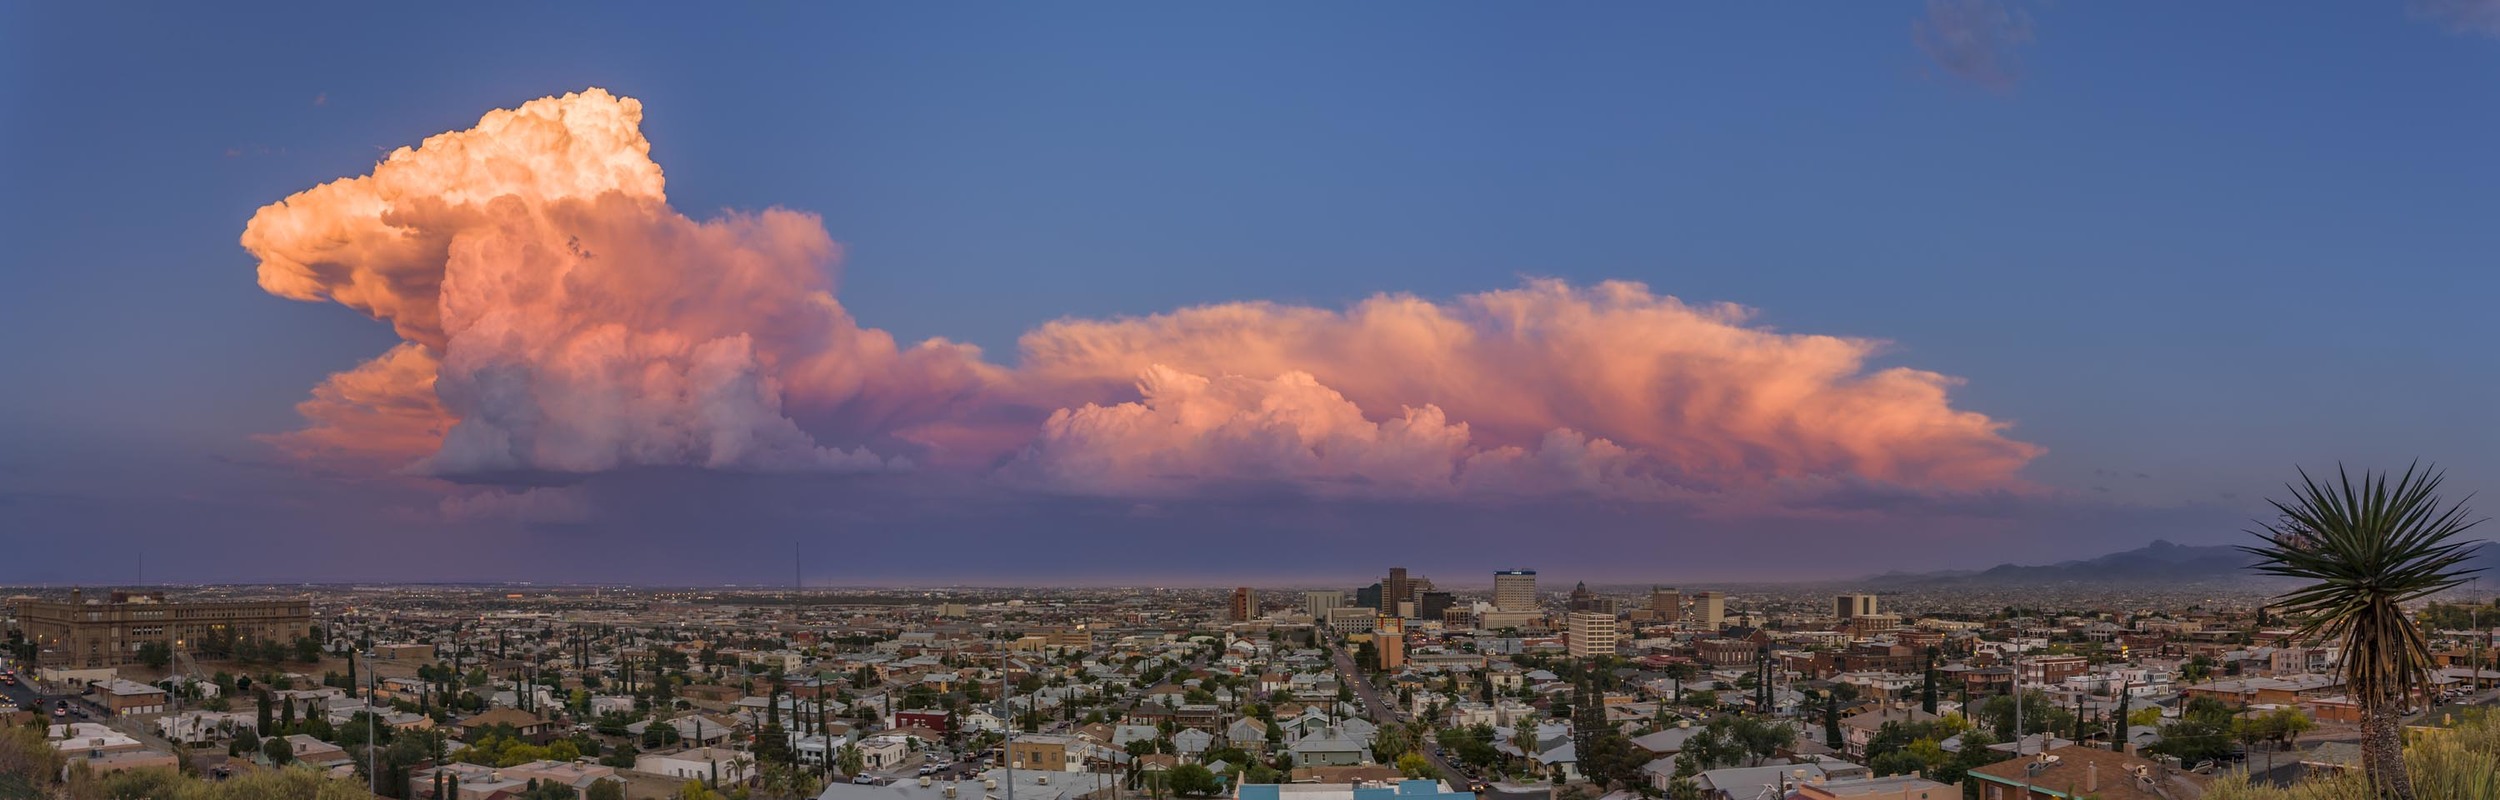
[2240,463,2484,800]
[2241,464,2484,704]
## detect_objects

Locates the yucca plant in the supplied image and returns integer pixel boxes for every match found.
[2242,464,2485,800]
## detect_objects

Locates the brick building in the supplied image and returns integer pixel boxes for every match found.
[19,590,314,669]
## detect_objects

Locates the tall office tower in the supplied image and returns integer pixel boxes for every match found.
[1228,587,1259,621]
[1693,591,1726,629]
[1376,615,1408,670]
[1305,591,1344,621]
[1356,583,1383,610]
[1384,568,1412,617]
[1835,594,1877,621]
[1494,570,1538,612]
[1650,587,1682,622]
[1417,591,1455,621]
[1566,611,1620,658]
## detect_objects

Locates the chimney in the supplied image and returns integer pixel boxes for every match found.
[2085,763,2098,793]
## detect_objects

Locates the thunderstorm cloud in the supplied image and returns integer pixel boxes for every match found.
[243,89,2044,505]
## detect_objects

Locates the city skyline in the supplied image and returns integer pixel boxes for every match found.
[6,4,2500,584]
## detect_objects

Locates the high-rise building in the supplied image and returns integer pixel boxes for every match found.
[1494,570,1538,612]
[1650,587,1682,622]
[1355,583,1383,610]
[1228,587,1259,622]
[1692,591,1726,629]
[1566,611,1619,658]
[1835,594,1877,621]
[1304,591,1344,621]
[1417,591,1454,621]
[1383,568,1412,617]
[1375,615,1407,670]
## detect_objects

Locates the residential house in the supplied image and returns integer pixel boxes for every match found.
[1286,726,1371,767]
[284,734,354,770]
[48,723,179,774]
[635,747,758,784]
[1172,728,1213,758]
[1693,758,1868,800]
[457,707,556,744]
[1969,746,2208,800]
[1838,707,1938,759]
[1236,779,1475,800]
[1794,774,1957,800]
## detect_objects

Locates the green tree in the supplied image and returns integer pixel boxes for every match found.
[676,781,727,800]
[835,743,865,777]
[2150,696,2241,766]
[1168,763,1223,797]
[2182,654,2216,684]
[586,779,627,800]
[2240,464,2482,800]
[2111,687,2131,743]
[1975,691,2070,741]
[520,778,580,800]
[1822,693,1843,750]
[1395,751,1438,780]
[137,641,172,671]
[1920,648,1939,714]
[263,736,295,766]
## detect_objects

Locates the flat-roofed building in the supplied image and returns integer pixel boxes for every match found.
[1229,588,1260,622]
[20,590,313,669]
[1836,594,1878,621]
[1376,617,1407,670]
[1795,774,1956,800]
[93,679,166,716]
[1305,591,1344,621]
[1566,612,1618,658]
[1649,587,1681,622]
[1691,592,1725,629]
[1494,570,1538,613]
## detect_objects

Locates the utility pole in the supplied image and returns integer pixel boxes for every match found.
[368,668,379,797]
[2012,652,2025,754]
[1002,672,1016,800]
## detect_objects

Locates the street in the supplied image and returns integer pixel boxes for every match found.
[1329,648,1504,798]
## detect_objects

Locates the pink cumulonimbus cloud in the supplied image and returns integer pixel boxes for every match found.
[242,88,2044,501]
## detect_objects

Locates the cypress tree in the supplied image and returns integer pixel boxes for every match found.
[1822,692,1842,749]
[2111,685,2131,745]
[1920,648,1939,714]
[2072,693,2086,742]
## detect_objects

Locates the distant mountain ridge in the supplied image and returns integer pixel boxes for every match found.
[1866,539,2500,587]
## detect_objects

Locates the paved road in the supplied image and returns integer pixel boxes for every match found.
[0,666,104,723]
[1329,648,1499,796]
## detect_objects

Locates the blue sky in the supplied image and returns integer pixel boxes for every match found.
[2,3,2496,585]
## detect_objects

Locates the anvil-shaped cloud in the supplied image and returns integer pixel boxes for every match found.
[245,89,2042,502]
